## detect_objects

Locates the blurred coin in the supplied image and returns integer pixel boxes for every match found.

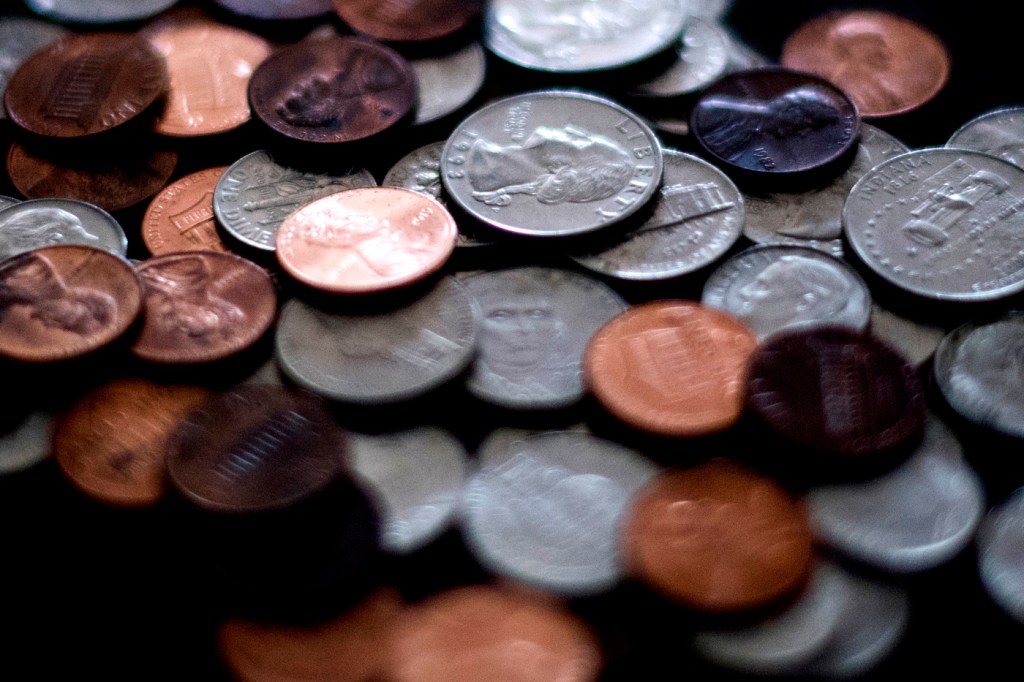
[0,198,128,263]
[0,17,68,122]
[0,197,19,211]
[142,166,231,256]
[23,0,179,24]
[628,16,731,100]
[947,106,1024,171]
[409,41,486,126]
[213,0,333,20]
[977,486,1024,624]
[333,0,485,44]
[0,411,55,475]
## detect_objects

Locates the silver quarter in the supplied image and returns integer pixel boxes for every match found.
[0,198,128,263]
[572,149,744,281]
[24,0,179,23]
[977,486,1024,624]
[410,42,486,126]
[629,17,731,99]
[212,0,332,20]
[442,90,664,237]
[0,17,68,121]
[843,148,1024,301]
[947,106,1024,171]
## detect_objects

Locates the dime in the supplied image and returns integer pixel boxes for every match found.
[977,486,1024,625]
[409,41,486,126]
[628,16,731,100]
[947,106,1024,171]
[142,167,231,256]
[0,198,129,263]
[333,0,485,44]
[0,17,68,122]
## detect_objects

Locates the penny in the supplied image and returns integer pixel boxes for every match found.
[977,486,1024,625]
[0,17,68,122]
[52,377,210,507]
[947,106,1024,171]
[275,187,457,295]
[333,0,485,44]
[213,0,333,20]
[4,32,168,139]
[442,90,664,237]
[409,41,486,126]
[583,300,757,437]
[144,15,273,138]
[628,15,731,100]
[387,584,602,682]
[0,198,129,263]
[142,166,231,256]
[746,328,926,459]
[165,384,348,513]
[622,459,814,613]
[0,245,143,363]
[213,149,376,252]
[131,251,277,365]
[23,0,180,24]
[247,34,417,145]
[781,9,950,119]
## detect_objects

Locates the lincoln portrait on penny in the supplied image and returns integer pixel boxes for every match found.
[0,251,115,335]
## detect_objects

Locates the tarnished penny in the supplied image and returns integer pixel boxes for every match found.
[387,585,602,682]
[142,167,231,256]
[276,187,457,294]
[53,377,210,507]
[0,245,142,363]
[782,10,950,118]
[622,459,814,613]
[583,301,757,437]
[332,0,485,43]
[3,32,168,138]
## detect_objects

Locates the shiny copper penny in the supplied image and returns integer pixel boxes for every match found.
[622,459,814,613]
[583,301,757,437]
[3,31,168,138]
[248,34,416,145]
[142,166,231,255]
[131,251,277,364]
[0,245,142,363]
[218,587,403,682]
[53,377,210,507]
[781,10,950,118]
[387,584,602,682]
[332,0,484,43]
[144,15,273,137]
[276,187,457,294]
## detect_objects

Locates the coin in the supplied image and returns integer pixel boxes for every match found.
[628,15,731,100]
[0,410,55,475]
[23,0,180,24]
[0,17,68,122]
[332,0,485,44]
[977,486,1024,625]
[947,106,1024,171]
[142,166,232,255]
[0,198,129,263]
[409,41,486,126]
[213,0,333,20]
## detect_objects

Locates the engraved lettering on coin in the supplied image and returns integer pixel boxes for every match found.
[138,255,245,343]
[0,206,99,261]
[0,252,114,335]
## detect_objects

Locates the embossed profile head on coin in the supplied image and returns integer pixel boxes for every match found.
[0,207,99,262]
[826,20,902,113]
[0,252,114,335]
[139,255,244,342]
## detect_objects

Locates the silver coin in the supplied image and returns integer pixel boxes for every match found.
[349,427,467,554]
[0,196,21,211]
[442,90,664,237]
[0,198,128,263]
[977,486,1024,624]
[213,0,333,20]
[807,413,986,574]
[460,430,659,595]
[213,149,376,252]
[410,42,486,126]
[690,0,735,20]
[933,312,1024,439]
[24,0,179,23]
[744,123,910,258]
[702,244,871,343]
[868,302,947,367]
[572,149,744,281]
[275,276,479,404]
[0,17,68,121]
[947,106,1024,171]
[484,0,690,74]
[0,410,54,475]
[629,17,731,99]
[463,266,627,409]
[843,148,1024,302]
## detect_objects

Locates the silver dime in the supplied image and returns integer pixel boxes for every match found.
[977,486,1024,624]
[702,244,871,343]
[0,410,55,475]
[349,427,467,554]
[213,0,333,20]
[0,198,128,263]
[933,312,1024,439]
[213,149,376,252]
[807,413,986,574]
[410,42,486,126]
[572,149,743,281]
[0,17,68,121]
[947,106,1024,171]
[442,90,664,237]
[484,0,690,74]
[24,0,179,23]
[461,430,659,595]
[629,17,731,99]
[463,266,628,409]
[744,123,910,257]
[843,148,1024,301]
[275,276,479,404]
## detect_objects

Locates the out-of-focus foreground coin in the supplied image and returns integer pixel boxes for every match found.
[977,486,1024,625]
[213,0,333,20]
[333,0,485,44]
[23,0,180,24]
[0,17,68,122]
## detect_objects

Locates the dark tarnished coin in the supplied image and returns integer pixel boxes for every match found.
[333,0,485,44]
[4,32,168,138]
[628,15,731,100]
[165,384,348,513]
[142,167,231,256]
[571,149,744,281]
[0,17,68,122]
[0,198,128,263]
[213,149,376,252]
[442,90,664,237]
[690,67,860,182]
[947,106,1024,171]
[247,35,417,145]
[131,251,278,365]
[409,41,486,126]
[0,245,142,363]
[843,148,1024,302]
[977,486,1024,624]
[213,0,333,20]
[463,267,627,409]
[275,276,479,404]
[746,328,926,459]
[24,0,180,24]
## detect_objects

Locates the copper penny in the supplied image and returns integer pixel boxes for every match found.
[0,245,142,363]
[583,301,758,438]
[218,587,403,682]
[144,15,273,137]
[142,166,231,256]
[387,584,602,682]
[53,377,210,507]
[131,251,277,364]
[622,459,814,613]
[332,0,485,43]
[781,10,950,118]
[3,31,168,138]
[276,187,457,294]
